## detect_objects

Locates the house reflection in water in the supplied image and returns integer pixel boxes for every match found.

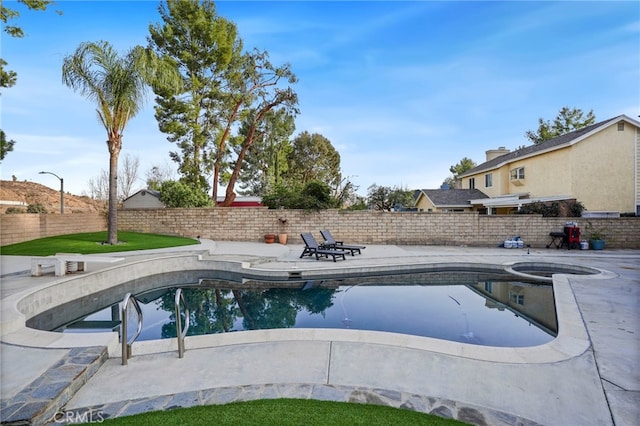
[470,281,558,336]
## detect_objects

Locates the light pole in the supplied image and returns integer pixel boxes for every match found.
[39,171,64,214]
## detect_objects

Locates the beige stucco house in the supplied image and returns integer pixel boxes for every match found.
[415,187,488,212]
[470,281,556,334]
[458,114,640,215]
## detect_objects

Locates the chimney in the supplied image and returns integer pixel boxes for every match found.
[486,146,510,161]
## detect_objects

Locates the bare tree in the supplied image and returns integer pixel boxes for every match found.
[87,170,109,202]
[87,153,142,202]
[145,161,175,190]
[118,153,140,200]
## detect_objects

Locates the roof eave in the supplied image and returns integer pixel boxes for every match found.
[460,115,639,178]
[433,204,473,208]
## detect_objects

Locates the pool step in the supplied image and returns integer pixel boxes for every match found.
[0,346,108,425]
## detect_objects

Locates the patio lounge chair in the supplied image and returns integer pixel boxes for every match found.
[300,232,348,262]
[320,230,366,256]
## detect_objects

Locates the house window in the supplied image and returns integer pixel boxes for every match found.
[510,167,525,180]
[485,173,493,188]
[484,281,493,293]
[469,178,475,189]
[511,294,525,305]
[618,122,624,131]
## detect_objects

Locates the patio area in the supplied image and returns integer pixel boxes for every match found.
[1,241,638,425]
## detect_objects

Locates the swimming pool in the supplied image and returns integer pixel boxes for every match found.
[36,271,557,347]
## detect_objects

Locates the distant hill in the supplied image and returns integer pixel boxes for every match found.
[0,180,105,214]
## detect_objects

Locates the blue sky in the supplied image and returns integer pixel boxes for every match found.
[2,0,639,197]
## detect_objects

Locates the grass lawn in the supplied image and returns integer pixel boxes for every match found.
[0,231,199,256]
[100,399,469,425]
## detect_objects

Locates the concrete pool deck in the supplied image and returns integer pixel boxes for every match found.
[1,241,638,425]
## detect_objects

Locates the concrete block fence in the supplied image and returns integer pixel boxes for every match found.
[1,208,638,249]
[0,213,107,246]
[117,209,638,249]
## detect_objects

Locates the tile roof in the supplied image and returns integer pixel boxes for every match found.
[419,188,489,206]
[461,115,627,176]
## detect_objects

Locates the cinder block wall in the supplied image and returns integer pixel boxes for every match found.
[117,208,640,249]
[2,209,638,249]
[0,214,106,246]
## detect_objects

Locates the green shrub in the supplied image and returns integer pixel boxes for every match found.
[5,207,25,214]
[159,180,212,208]
[517,200,583,217]
[27,203,47,213]
[567,200,585,217]
[517,201,559,217]
[263,181,337,210]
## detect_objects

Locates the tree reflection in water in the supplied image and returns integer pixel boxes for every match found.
[49,272,558,347]
[158,287,336,339]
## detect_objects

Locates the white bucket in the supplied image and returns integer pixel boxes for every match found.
[517,240,524,249]
[580,241,589,250]
[504,240,513,249]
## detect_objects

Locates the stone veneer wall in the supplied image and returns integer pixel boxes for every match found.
[2,209,638,249]
[0,213,106,246]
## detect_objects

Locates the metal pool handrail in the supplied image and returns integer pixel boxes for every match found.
[121,292,143,366]
[175,288,190,358]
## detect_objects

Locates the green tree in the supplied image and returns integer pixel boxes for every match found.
[158,286,334,336]
[525,107,596,144]
[284,131,341,189]
[300,180,335,210]
[159,288,240,338]
[261,183,300,209]
[1,0,59,161]
[366,184,413,211]
[390,187,415,211]
[367,184,392,211]
[444,157,477,189]
[159,180,212,208]
[1,0,57,88]
[217,50,298,206]
[62,41,180,244]
[0,58,17,90]
[1,0,56,39]
[148,0,242,193]
[262,180,336,210]
[236,108,295,196]
[148,1,298,206]
[0,129,15,161]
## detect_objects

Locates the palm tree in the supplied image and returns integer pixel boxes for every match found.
[62,41,179,244]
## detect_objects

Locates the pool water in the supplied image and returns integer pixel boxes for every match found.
[53,273,557,347]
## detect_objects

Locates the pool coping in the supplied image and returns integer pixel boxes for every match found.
[0,252,615,365]
[2,243,633,426]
